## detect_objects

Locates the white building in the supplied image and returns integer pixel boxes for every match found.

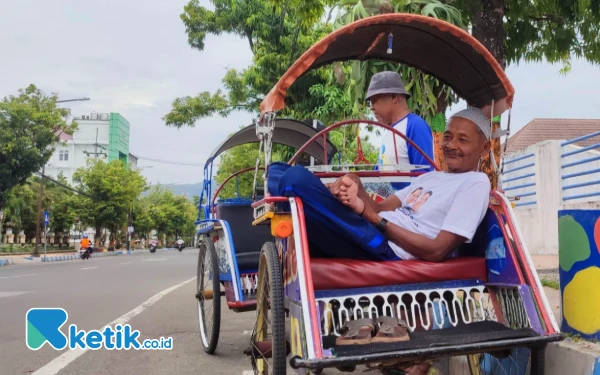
[45,112,137,183]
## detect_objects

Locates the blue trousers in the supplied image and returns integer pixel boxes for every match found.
[267,162,398,261]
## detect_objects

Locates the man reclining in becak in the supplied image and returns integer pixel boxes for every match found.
[268,107,492,263]
[267,108,492,353]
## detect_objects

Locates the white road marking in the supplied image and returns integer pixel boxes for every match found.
[0,291,31,298]
[0,273,37,279]
[242,371,254,375]
[120,262,132,265]
[243,330,252,335]
[32,276,196,375]
[143,258,169,262]
[79,266,98,270]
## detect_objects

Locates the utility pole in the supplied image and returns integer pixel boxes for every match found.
[34,166,46,256]
[83,127,106,159]
[127,202,133,251]
[32,97,90,256]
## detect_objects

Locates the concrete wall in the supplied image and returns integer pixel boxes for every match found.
[502,139,600,255]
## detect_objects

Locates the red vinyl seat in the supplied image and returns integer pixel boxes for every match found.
[310,257,487,291]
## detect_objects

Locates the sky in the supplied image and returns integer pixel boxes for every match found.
[1,0,599,185]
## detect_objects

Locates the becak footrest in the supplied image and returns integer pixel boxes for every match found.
[310,257,487,290]
[322,321,538,356]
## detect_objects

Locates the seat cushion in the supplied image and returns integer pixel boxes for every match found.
[236,252,261,272]
[310,257,487,291]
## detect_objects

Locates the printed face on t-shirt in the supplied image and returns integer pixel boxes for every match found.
[405,187,423,204]
[412,191,432,212]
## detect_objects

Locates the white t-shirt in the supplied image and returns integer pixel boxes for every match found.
[378,171,491,260]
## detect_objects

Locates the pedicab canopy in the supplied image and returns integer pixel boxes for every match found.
[260,13,515,117]
[205,118,338,165]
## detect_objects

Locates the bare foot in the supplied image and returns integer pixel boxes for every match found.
[338,176,365,214]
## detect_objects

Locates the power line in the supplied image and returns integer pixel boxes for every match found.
[134,155,213,167]
[33,171,95,199]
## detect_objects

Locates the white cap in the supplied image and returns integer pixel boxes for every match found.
[448,107,492,140]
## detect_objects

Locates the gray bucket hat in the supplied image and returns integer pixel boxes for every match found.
[448,107,492,140]
[366,71,411,101]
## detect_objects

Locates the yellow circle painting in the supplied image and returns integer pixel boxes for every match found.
[563,266,600,335]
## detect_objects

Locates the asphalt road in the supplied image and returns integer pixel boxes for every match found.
[0,248,199,375]
[0,248,353,375]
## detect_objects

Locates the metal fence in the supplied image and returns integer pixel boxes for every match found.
[560,131,600,203]
[501,152,537,207]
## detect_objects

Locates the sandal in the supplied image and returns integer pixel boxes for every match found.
[372,316,410,343]
[335,317,375,345]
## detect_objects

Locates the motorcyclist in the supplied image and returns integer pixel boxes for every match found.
[80,234,92,259]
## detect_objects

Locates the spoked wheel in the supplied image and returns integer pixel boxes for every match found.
[196,236,221,354]
[250,242,286,375]
[468,345,545,375]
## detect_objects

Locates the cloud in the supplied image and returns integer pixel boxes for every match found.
[0,0,598,186]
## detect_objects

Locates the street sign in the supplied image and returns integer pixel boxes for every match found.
[44,211,50,226]
[128,226,134,233]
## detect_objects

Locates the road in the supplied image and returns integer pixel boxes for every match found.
[0,248,215,375]
[0,248,363,375]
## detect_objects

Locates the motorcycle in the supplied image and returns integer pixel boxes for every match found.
[80,246,93,260]
[175,242,185,252]
[149,242,157,253]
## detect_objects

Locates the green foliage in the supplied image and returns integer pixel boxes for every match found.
[455,0,600,69]
[3,179,38,236]
[0,84,75,207]
[164,0,361,128]
[541,278,559,290]
[329,0,466,124]
[213,144,263,200]
[46,173,77,235]
[3,173,76,238]
[72,160,147,239]
[140,186,197,241]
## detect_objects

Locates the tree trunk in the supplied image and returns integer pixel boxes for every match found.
[95,225,102,248]
[470,0,505,190]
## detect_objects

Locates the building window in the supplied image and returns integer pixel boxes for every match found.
[59,150,69,161]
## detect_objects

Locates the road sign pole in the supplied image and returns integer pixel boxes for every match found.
[43,211,49,261]
[43,222,47,261]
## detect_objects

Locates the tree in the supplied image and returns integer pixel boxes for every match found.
[305,0,600,186]
[163,0,362,127]
[46,174,77,243]
[454,0,600,187]
[326,0,467,171]
[2,174,76,247]
[132,200,155,240]
[2,179,38,240]
[0,84,74,234]
[72,160,147,245]
[142,186,197,244]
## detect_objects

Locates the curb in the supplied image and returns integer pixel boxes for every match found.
[40,250,139,262]
[35,247,177,263]
[0,259,14,267]
[546,339,600,375]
